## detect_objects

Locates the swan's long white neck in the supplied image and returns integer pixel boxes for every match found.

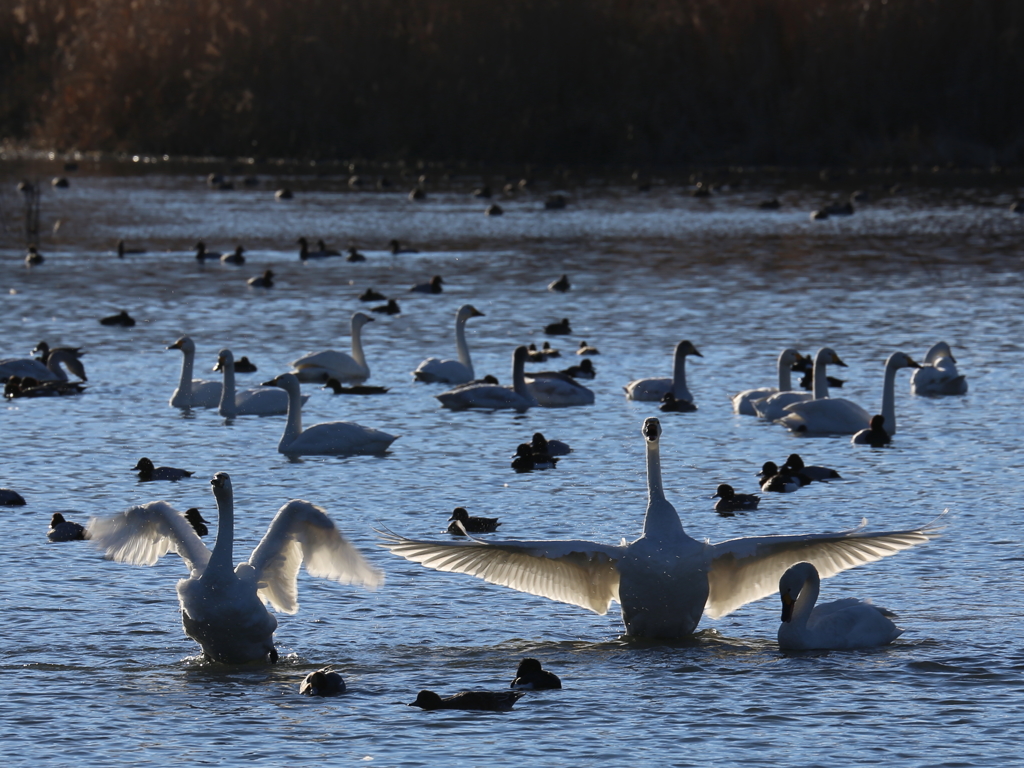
[791,567,821,628]
[208,484,235,574]
[512,349,537,404]
[350,319,367,369]
[46,354,69,382]
[812,351,831,400]
[279,381,304,450]
[880,355,901,436]
[454,314,473,373]
[176,345,196,406]
[643,436,685,540]
[777,350,794,392]
[218,357,237,417]
[670,347,691,400]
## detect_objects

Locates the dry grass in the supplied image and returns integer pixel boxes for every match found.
[3,0,1023,165]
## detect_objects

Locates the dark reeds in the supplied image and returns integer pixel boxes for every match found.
[3,1,1023,166]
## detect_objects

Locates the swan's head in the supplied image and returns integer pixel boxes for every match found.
[779,562,819,621]
[816,347,846,367]
[924,342,955,365]
[167,336,195,353]
[676,340,703,358]
[887,351,921,370]
[758,461,779,478]
[642,417,662,443]
[458,304,485,321]
[214,349,234,371]
[210,472,232,493]
[513,345,529,366]
[134,457,155,472]
[784,454,804,471]
[780,348,804,366]
[449,507,470,523]
[352,312,375,328]
[713,484,734,500]
[263,372,300,393]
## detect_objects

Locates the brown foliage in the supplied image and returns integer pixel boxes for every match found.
[3,0,1023,165]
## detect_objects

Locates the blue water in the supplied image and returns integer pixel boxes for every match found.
[2,167,1024,766]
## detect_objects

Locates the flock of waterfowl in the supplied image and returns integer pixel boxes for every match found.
[3,206,971,712]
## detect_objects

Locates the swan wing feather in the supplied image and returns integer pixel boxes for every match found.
[377,528,623,614]
[249,500,383,614]
[704,515,943,618]
[88,501,211,572]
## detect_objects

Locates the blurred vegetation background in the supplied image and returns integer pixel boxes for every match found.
[2,0,1022,166]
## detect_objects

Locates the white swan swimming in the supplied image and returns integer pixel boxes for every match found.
[731,348,804,415]
[290,312,374,384]
[378,417,940,639]
[911,341,967,396]
[412,305,485,384]
[436,346,538,412]
[624,340,702,402]
[265,373,398,455]
[0,349,87,383]
[215,349,305,417]
[778,351,919,435]
[524,370,595,407]
[753,347,845,422]
[168,336,222,408]
[777,561,903,650]
[88,472,383,663]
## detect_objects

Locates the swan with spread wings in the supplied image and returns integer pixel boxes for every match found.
[379,417,940,639]
[89,472,382,663]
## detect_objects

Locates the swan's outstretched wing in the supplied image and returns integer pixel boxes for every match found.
[248,500,383,615]
[377,528,624,614]
[705,515,943,618]
[88,501,211,573]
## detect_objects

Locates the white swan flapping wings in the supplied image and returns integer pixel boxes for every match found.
[379,417,941,638]
[168,336,222,408]
[778,351,919,435]
[88,473,382,663]
[911,341,967,396]
[624,340,702,402]
[731,348,804,415]
[412,305,485,384]
[290,312,374,384]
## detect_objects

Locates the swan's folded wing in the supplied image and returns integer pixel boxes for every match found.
[88,501,211,572]
[705,515,943,619]
[248,500,383,614]
[377,528,623,614]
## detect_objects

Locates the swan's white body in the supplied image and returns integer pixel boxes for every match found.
[169,336,222,408]
[413,305,485,384]
[290,313,374,384]
[624,340,701,402]
[778,352,919,435]
[216,349,304,417]
[87,472,383,663]
[0,349,87,383]
[754,347,844,421]
[778,561,903,650]
[266,373,398,455]
[731,349,802,415]
[379,417,940,639]
[525,371,595,407]
[436,346,537,412]
[911,341,967,396]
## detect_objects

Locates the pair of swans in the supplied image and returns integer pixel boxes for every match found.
[264,373,398,455]
[413,305,485,384]
[379,417,940,639]
[290,313,374,384]
[752,347,846,421]
[911,341,967,396]
[436,346,537,412]
[0,349,87,384]
[88,472,382,663]
[731,349,804,415]
[624,341,701,404]
[777,351,919,436]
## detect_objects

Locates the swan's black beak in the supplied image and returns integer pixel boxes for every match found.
[262,377,280,387]
[210,473,228,489]
[643,417,661,442]
[907,357,921,368]
[781,591,795,622]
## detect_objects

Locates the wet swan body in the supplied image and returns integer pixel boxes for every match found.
[88,473,383,663]
[379,418,940,639]
[290,312,374,384]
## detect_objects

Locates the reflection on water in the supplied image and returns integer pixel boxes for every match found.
[1,170,1023,767]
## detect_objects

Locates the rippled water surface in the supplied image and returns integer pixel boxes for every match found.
[2,169,1024,767]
